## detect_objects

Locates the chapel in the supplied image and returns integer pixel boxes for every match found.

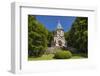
[52,21,66,47]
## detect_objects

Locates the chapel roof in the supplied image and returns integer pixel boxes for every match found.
[57,21,63,30]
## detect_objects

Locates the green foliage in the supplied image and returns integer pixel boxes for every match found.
[28,15,48,57]
[54,51,72,59]
[65,17,88,54]
[47,31,53,47]
[80,53,88,58]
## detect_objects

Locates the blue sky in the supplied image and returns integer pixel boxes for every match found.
[36,15,76,32]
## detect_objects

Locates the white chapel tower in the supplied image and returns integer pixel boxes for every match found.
[53,21,66,47]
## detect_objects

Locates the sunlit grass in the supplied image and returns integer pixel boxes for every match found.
[28,54,54,61]
[28,53,86,61]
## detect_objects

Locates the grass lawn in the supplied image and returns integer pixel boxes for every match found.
[72,53,87,59]
[71,56,85,59]
[28,53,86,61]
[28,54,54,61]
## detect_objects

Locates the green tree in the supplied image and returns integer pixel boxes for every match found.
[28,15,48,57]
[47,31,53,47]
[65,17,88,54]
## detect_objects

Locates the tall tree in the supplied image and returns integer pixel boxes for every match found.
[65,17,88,54]
[28,15,48,57]
[47,31,53,47]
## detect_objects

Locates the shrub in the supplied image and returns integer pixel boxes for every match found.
[54,51,72,59]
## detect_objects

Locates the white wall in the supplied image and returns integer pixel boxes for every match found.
[0,0,100,76]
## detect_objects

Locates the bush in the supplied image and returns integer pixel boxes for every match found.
[54,51,72,59]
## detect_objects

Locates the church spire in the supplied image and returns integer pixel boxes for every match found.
[57,20,63,29]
